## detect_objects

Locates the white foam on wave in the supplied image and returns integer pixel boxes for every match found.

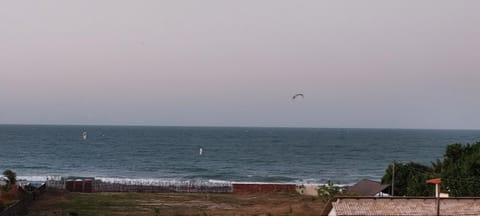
[207,179,232,184]
[94,177,320,186]
[17,176,48,182]
[16,176,353,187]
[95,177,232,186]
[232,181,296,185]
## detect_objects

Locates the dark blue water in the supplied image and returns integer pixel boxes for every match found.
[1,125,479,184]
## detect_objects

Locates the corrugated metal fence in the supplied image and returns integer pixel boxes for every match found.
[46,177,300,194]
[48,177,233,193]
[94,181,233,193]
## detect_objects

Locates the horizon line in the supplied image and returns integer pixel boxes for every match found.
[1,123,479,131]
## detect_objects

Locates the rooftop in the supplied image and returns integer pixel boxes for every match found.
[345,179,390,196]
[322,197,480,216]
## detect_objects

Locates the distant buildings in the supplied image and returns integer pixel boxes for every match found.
[345,179,391,197]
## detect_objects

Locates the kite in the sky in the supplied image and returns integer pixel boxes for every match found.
[292,93,304,100]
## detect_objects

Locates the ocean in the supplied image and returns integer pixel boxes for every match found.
[1,125,479,185]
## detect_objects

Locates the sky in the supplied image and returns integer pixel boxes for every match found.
[1,1,479,129]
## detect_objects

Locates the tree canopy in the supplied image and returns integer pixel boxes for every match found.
[381,162,437,196]
[2,169,16,186]
[382,141,480,197]
[441,142,480,196]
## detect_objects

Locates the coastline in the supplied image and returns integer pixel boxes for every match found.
[18,175,354,188]
[34,176,352,197]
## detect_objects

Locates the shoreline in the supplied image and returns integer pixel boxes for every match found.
[38,176,349,196]
[18,175,355,188]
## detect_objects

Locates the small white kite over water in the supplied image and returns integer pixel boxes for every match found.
[292,93,304,100]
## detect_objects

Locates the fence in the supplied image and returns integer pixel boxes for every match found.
[48,177,233,193]
[46,176,64,189]
[94,180,233,193]
[46,177,306,194]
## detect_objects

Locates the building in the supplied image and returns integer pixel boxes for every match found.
[345,179,391,196]
[321,197,480,216]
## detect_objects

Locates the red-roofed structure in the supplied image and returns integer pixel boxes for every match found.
[426,178,441,184]
[322,197,480,216]
[426,178,442,198]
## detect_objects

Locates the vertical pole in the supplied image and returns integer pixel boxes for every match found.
[392,161,395,196]
[436,183,440,216]
[436,196,440,216]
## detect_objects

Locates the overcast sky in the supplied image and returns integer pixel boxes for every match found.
[1,1,479,129]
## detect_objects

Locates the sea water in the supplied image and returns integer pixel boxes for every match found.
[1,125,479,184]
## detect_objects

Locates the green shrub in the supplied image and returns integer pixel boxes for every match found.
[317,181,341,202]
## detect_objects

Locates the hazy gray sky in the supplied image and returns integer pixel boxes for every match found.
[1,1,479,129]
